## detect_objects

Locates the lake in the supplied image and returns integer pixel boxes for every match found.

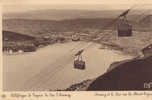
[3,41,132,91]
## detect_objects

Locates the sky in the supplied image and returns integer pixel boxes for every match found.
[1,0,152,13]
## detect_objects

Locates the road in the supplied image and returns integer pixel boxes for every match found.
[3,41,132,91]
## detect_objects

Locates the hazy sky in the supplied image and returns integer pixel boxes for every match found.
[1,0,152,13]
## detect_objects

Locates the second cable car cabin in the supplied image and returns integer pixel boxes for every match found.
[117,17,132,37]
[74,49,86,70]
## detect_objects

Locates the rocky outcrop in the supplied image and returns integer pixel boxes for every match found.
[65,79,94,91]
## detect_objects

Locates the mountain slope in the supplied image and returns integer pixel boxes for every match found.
[87,56,152,90]
[3,30,35,42]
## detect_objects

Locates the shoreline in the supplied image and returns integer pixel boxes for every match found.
[3,41,134,91]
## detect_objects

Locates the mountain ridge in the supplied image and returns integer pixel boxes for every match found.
[3,9,152,20]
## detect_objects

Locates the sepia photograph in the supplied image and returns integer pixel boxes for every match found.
[2,0,152,91]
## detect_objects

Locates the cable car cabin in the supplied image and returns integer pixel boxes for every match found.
[117,18,132,37]
[74,59,85,70]
[74,56,85,70]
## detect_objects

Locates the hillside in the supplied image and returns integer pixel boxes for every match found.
[3,30,36,42]
[87,56,152,90]
[3,30,37,52]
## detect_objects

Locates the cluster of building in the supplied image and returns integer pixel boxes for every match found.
[3,31,37,54]
[3,41,36,54]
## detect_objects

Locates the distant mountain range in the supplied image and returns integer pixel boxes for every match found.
[3,9,152,36]
[3,9,123,20]
[2,18,117,36]
[3,9,152,20]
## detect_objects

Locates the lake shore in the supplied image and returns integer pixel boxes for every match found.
[3,41,133,91]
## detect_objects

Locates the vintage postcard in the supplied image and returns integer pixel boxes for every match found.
[1,0,152,100]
